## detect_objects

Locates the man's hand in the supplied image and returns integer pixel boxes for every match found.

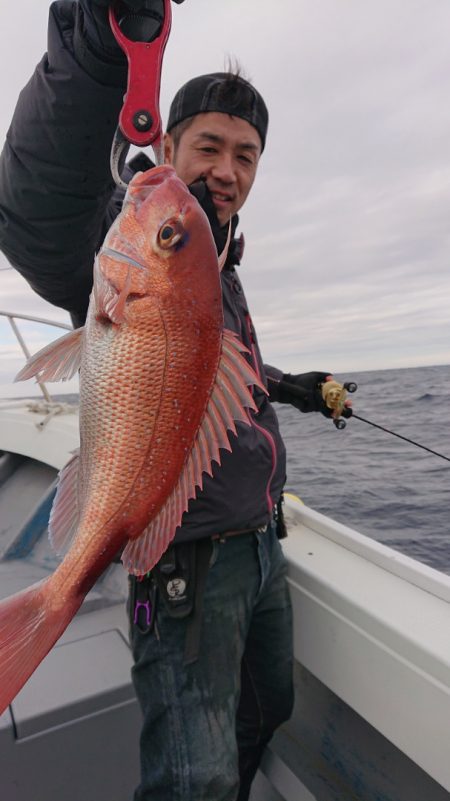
[276,372,353,418]
[188,180,231,256]
[79,0,183,60]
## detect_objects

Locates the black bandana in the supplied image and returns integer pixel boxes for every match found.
[167,72,268,151]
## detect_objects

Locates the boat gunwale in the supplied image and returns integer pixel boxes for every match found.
[285,496,450,603]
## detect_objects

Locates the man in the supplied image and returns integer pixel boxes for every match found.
[0,2,349,799]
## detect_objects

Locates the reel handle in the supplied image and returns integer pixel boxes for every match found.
[321,380,358,430]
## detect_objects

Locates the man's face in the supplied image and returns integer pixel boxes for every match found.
[164,112,261,226]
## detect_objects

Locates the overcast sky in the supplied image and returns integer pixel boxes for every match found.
[1,0,450,397]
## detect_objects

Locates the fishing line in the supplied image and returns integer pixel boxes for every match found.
[352,413,450,463]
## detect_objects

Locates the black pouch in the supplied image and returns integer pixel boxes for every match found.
[274,494,288,539]
[152,542,197,619]
[153,539,213,665]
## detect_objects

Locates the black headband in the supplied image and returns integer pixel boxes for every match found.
[167,72,269,151]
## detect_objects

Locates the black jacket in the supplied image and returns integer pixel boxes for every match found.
[0,1,286,540]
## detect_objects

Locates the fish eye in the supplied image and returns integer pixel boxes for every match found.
[161,225,174,240]
[157,220,183,249]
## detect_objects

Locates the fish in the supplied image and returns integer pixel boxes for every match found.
[0,165,265,714]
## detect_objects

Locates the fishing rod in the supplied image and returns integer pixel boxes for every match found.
[351,413,450,463]
[324,380,450,463]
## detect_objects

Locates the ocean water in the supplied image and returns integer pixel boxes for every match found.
[49,365,449,575]
[276,364,450,575]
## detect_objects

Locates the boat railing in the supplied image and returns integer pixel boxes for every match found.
[0,310,73,405]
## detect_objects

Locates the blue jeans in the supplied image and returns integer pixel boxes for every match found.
[129,522,294,801]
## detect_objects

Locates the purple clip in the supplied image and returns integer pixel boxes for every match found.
[134,599,151,627]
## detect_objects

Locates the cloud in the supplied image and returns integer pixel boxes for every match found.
[0,0,449,388]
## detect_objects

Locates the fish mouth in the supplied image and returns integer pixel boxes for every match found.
[96,285,145,326]
[124,292,146,308]
[94,254,147,325]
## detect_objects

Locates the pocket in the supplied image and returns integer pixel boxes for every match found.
[209,539,219,569]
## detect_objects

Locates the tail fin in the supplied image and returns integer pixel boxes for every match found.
[0,578,82,714]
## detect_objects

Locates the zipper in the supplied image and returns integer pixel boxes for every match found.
[245,313,277,515]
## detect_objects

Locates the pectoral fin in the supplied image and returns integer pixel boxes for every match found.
[15,327,84,383]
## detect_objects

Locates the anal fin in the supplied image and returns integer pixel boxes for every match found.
[48,450,80,556]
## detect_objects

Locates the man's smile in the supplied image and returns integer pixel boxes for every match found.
[211,190,233,205]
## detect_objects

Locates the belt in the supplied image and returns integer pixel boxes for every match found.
[211,524,267,543]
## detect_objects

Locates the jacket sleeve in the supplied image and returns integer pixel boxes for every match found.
[0,1,128,326]
[264,364,284,403]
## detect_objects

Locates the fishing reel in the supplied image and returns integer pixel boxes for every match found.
[321,380,358,429]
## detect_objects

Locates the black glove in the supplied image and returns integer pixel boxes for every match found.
[78,0,183,61]
[188,180,240,265]
[277,371,334,416]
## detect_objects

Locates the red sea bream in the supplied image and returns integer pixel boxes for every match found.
[0,165,264,713]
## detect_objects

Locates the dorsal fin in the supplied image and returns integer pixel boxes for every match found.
[121,329,266,576]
